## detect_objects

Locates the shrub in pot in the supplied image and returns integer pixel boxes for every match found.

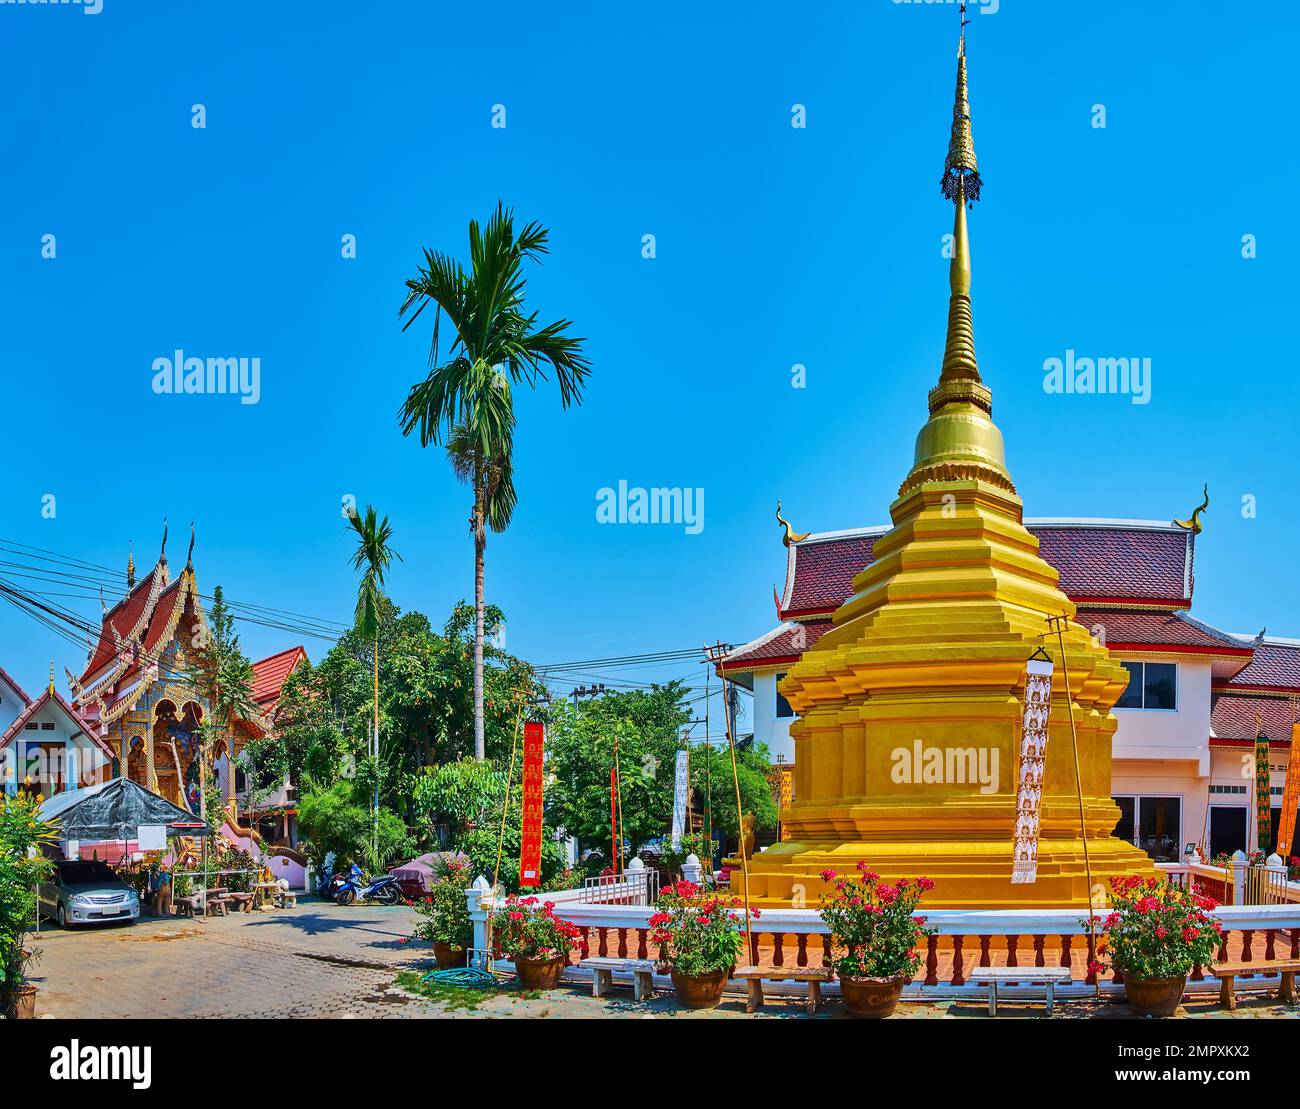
[0,796,57,1018]
[818,863,935,1018]
[412,860,473,967]
[495,895,582,990]
[1087,875,1223,1018]
[649,880,754,1009]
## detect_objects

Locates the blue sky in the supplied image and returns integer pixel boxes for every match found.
[1,0,1295,731]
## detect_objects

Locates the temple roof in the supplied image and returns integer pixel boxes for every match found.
[1210,692,1299,743]
[1221,637,1300,691]
[0,665,31,707]
[250,646,308,714]
[778,518,1195,619]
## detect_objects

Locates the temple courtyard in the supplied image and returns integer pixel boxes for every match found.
[22,898,1298,1020]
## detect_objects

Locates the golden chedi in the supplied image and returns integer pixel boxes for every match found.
[742,28,1158,909]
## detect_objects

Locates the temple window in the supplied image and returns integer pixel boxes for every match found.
[1115,661,1177,710]
[774,673,794,719]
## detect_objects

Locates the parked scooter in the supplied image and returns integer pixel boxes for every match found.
[315,852,349,902]
[334,864,401,906]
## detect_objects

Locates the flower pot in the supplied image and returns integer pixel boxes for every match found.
[670,968,730,1010]
[432,942,467,969]
[838,974,909,1018]
[12,984,37,1020]
[514,954,566,991]
[1123,973,1187,1018]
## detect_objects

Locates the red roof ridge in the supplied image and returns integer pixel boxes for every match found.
[0,665,32,706]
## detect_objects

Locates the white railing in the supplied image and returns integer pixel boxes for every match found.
[463,864,1300,1003]
[1159,852,1300,905]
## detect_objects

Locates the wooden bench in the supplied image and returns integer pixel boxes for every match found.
[1214,960,1300,1011]
[732,965,832,1015]
[968,967,1072,1016]
[173,894,205,919]
[581,957,656,1002]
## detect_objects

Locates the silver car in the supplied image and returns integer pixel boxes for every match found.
[39,860,140,928]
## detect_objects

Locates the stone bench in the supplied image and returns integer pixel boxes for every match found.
[581,957,656,1002]
[1214,959,1300,1011]
[732,965,832,1015]
[968,967,1072,1016]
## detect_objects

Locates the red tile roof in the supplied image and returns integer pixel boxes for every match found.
[0,665,31,707]
[1074,609,1249,654]
[250,646,308,710]
[721,622,833,673]
[79,568,164,684]
[1222,639,1300,691]
[778,519,1193,619]
[1211,693,1300,743]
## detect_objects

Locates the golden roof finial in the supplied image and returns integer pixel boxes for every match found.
[1174,484,1210,534]
[127,542,135,589]
[776,500,809,548]
[941,3,980,205]
[49,660,55,696]
[929,6,991,417]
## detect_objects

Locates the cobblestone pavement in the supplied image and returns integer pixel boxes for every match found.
[27,899,1300,1019]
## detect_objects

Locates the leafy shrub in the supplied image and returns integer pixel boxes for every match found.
[412,860,473,948]
[649,879,750,977]
[1087,875,1223,980]
[495,895,582,962]
[817,862,935,980]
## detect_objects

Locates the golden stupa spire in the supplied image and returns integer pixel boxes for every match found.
[930,3,990,416]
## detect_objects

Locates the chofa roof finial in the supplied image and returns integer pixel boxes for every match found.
[776,500,809,548]
[1174,484,1210,534]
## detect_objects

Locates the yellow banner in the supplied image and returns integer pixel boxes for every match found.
[1277,723,1300,860]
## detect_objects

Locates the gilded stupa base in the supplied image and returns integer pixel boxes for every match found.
[733,835,1160,910]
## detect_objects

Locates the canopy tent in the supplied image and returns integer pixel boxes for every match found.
[38,777,210,843]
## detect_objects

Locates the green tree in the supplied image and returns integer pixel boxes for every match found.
[183,584,257,834]
[544,683,691,857]
[0,796,57,1012]
[399,202,591,761]
[347,505,402,869]
[691,739,779,841]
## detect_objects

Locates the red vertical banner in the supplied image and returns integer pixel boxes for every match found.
[610,766,619,875]
[518,722,545,888]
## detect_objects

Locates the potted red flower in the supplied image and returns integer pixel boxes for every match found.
[649,880,754,1009]
[817,863,935,1018]
[411,860,473,968]
[1087,875,1223,1018]
[495,895,583,990]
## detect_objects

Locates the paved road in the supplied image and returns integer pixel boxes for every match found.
[30,898,446,1019]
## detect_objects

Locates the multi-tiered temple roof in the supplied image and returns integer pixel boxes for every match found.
[723,515,1300,741]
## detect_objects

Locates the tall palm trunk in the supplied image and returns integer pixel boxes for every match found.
[373,633,380,865]
[473,459,486,761]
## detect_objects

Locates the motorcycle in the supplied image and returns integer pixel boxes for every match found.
[315,853,349,902]
[334,863,401,907]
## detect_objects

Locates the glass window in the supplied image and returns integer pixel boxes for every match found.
[1114,661,1177,710]
[1116,662,1144,709]
[1143,663,1177,710]
[1112,796,1135,843]
[775,673,794,719]
[1209,806,1248,860]
[1137,796,1181,862]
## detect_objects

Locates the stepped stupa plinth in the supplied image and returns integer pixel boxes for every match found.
[741,19,1158,908]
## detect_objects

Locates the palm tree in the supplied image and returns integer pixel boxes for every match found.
[348,505,401,865]
[399,201,590,761]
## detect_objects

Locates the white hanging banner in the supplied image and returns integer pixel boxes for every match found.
[670,749,690,848]
[1011,656,1054,884]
